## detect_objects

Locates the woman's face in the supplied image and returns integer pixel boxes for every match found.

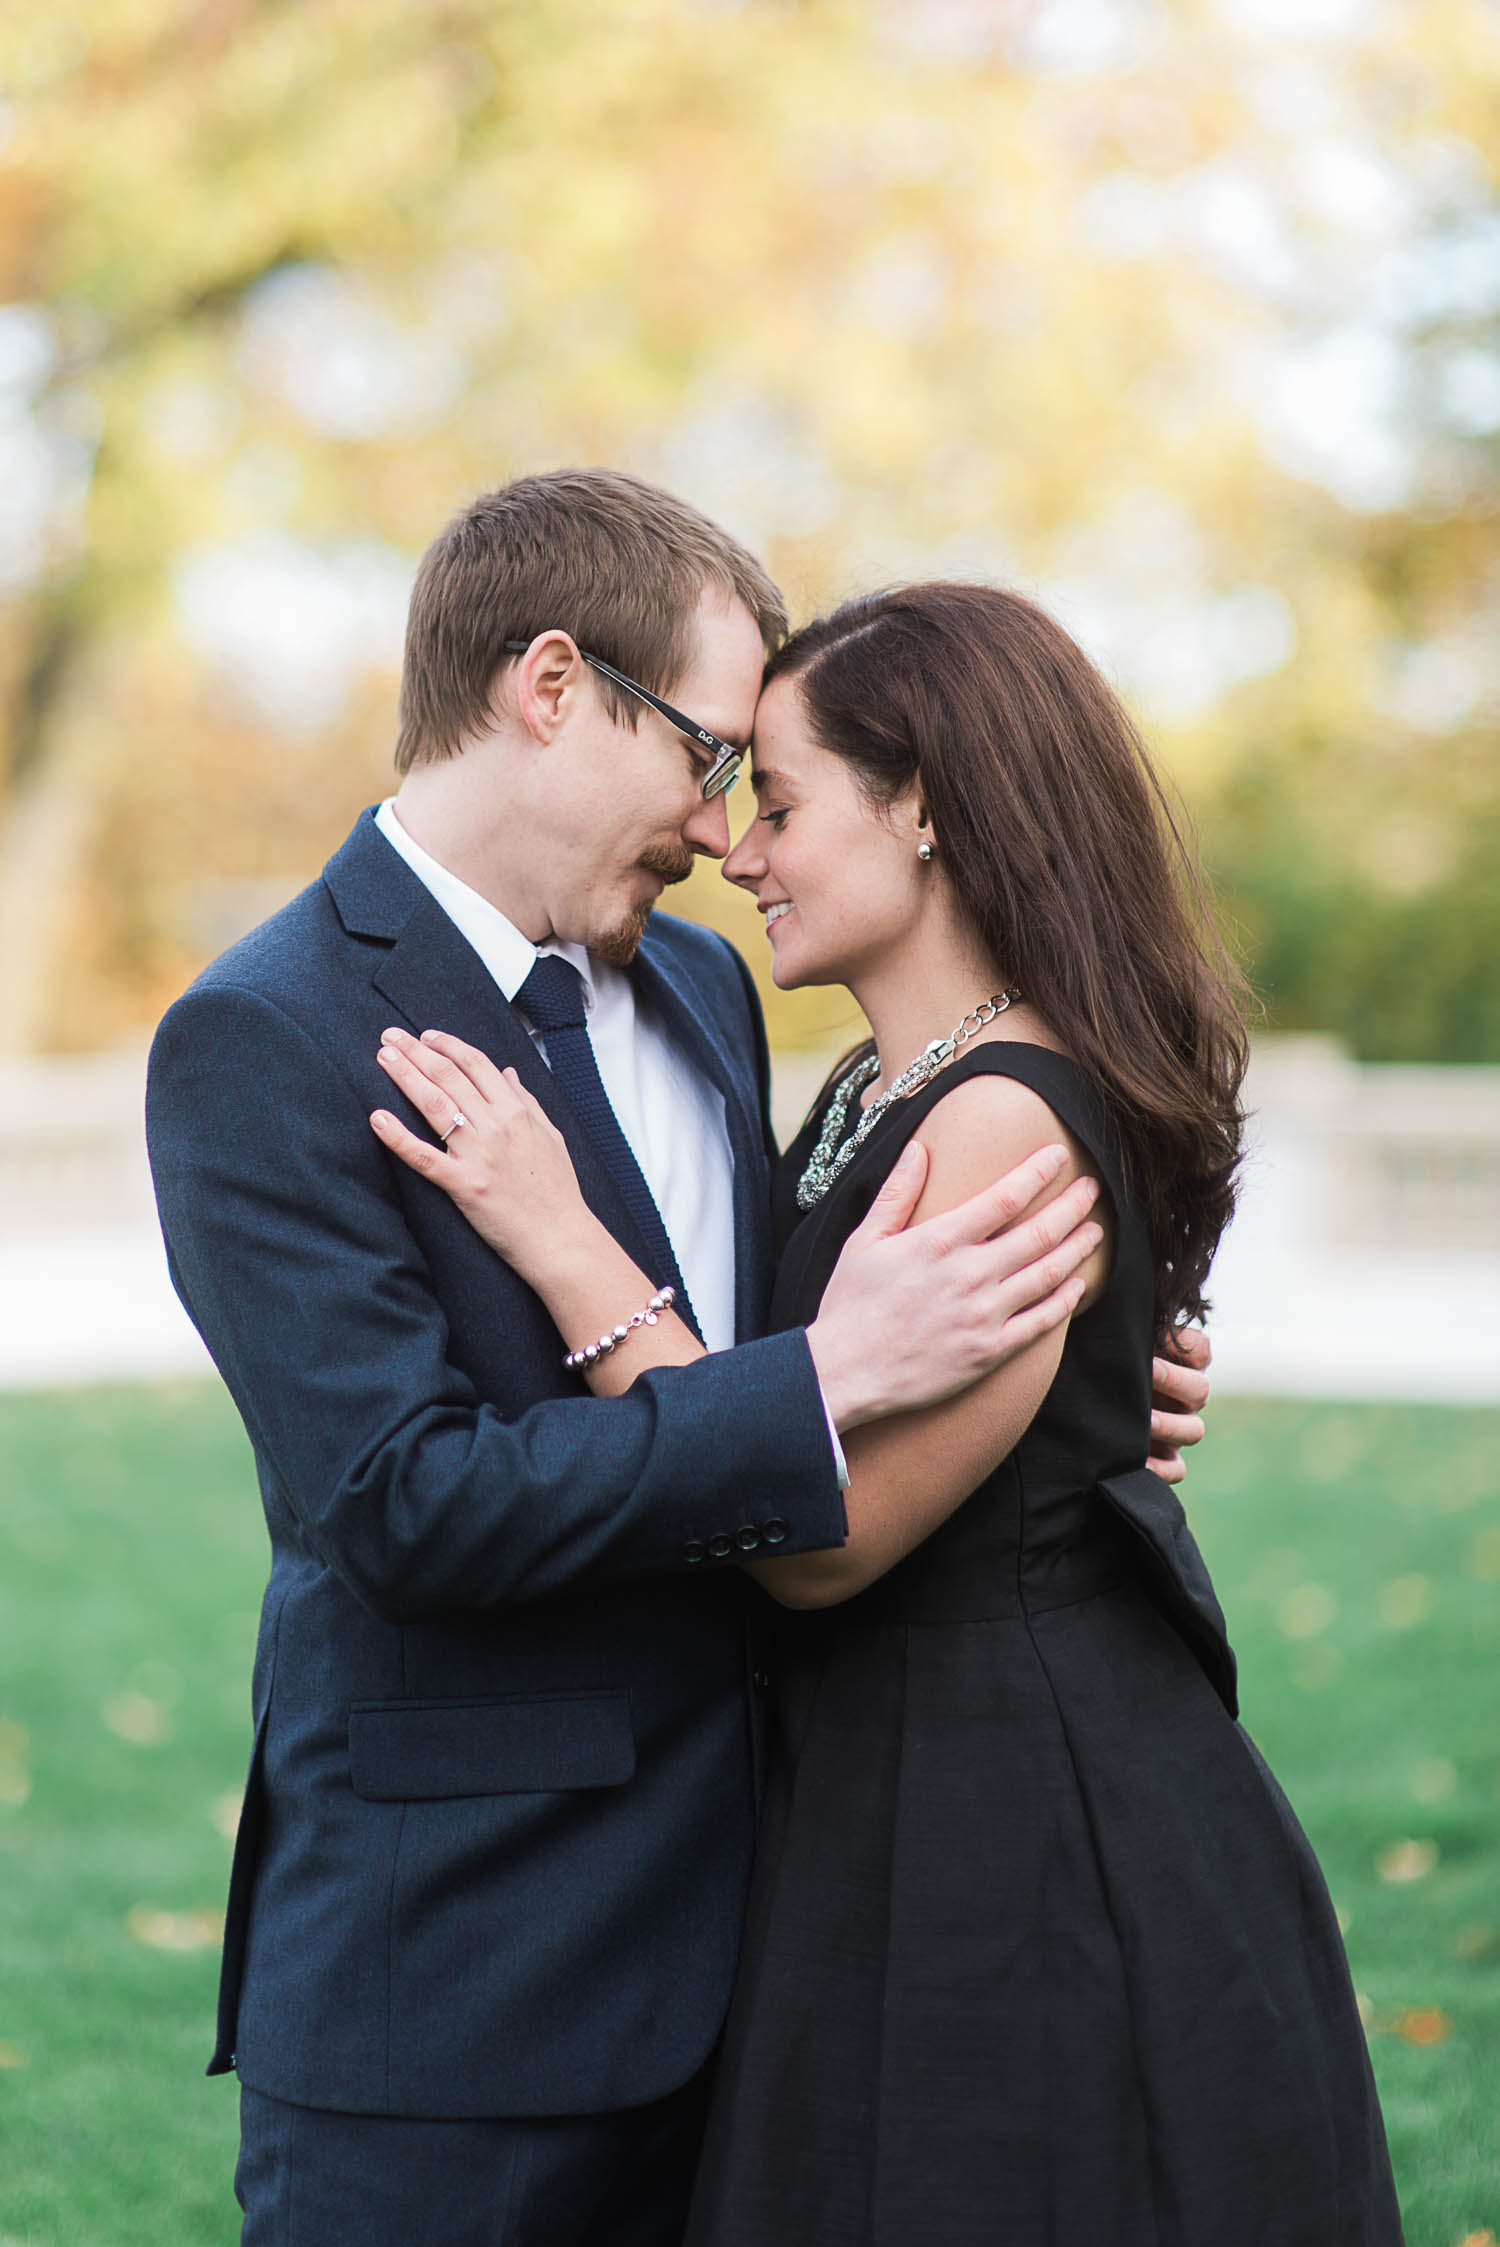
[724,673,927,991]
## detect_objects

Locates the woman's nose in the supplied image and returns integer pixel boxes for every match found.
[723,819,766,890]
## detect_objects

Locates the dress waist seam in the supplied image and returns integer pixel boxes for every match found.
[831,1574,1132,1629]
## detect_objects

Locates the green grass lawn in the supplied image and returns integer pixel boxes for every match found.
[0,1383,1496,2246]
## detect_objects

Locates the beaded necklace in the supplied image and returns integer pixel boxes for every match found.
[795,991,1019,1210]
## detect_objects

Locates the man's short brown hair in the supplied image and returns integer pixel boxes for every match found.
[394,468,788,773]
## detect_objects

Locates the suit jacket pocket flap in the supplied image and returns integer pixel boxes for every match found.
[1096,1468,1239,1718]
[348,1691,635,1800]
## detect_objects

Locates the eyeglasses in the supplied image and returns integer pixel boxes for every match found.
[503,639,743,800]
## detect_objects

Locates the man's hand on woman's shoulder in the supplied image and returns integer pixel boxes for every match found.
[1147,1325,1212,1485]
[806,1134,1104,1435]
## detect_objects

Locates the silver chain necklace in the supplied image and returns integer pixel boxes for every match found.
[796,990,1020,1210]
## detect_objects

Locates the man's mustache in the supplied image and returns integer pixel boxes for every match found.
[639,843,696,886]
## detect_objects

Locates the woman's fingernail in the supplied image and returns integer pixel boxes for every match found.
[371,1111,391,1127]
[381,1027,403,1044]
[420,1030,439,1045]
[896,1142,921,1168]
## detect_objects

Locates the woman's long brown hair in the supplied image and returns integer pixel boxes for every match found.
[765,583,1249,1334]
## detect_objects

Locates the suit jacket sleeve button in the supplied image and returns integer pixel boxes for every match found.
[761,1518,789,1545]
[736,1526,761,1553]
[682,1539,706,1565]
[708,1533,734,1559]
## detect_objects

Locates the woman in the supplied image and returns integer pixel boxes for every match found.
[372,583,1402,2245]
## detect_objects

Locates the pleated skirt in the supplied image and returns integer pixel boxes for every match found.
[686,1580,1402,2247]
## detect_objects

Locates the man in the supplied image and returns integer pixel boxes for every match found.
[147,469,1208,2245]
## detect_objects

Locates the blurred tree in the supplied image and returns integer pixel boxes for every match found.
[0,0,1496,1058]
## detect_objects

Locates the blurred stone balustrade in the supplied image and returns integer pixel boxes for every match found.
[1199,1038,1499,1402]
[0,1048,212,1390]
[1243,1038,1500,1256]
[1,1038,1495,1398]
[0,1050,159,1235]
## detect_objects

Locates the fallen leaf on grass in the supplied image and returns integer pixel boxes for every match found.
[1390,2006,1451,2046]
[1454,2231,1495,2246]
[0,1718,29,1809]
[0,2040,25,2068]
[1278,1584,1337,1640]
[1299,1419,1365,1483]
[1289,1643,1342,1693]
[102,1693,171,1747]
[1376,1839,1439,1884]
[1468,1529,1500,1582]
[1411,1756,1458,1804]
[1378,1574,1435,1629]
[1363,2000,1454,2045]
[127,1905,221,1953]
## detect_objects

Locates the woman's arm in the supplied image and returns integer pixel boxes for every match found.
[746,1072,1112,1610]
[370,1026,1106,1417]
[372,1027,704,1386]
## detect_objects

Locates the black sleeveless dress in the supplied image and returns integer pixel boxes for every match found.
[686,1043,1402,2247]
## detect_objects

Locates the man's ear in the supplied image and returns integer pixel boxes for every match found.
[506,632,587,746]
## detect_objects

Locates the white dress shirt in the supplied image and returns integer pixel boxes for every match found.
[374,799,739,1353]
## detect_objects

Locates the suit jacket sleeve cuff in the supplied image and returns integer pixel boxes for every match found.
[664,1325,849,1574]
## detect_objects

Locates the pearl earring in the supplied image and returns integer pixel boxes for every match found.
[917,839,935,863]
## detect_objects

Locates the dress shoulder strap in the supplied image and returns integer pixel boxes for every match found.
[900,1042,1131,1227]
[773,1039,1144,1333]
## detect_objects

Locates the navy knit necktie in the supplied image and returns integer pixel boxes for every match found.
[516,954,700,1342]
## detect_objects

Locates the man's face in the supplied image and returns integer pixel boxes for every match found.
[530,586,765,962]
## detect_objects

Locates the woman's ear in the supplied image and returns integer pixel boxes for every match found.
[890,785,928,843]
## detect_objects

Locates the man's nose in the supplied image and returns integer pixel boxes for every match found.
[682,790,732,861]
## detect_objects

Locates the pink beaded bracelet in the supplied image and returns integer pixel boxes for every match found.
[563,1287,676,1374]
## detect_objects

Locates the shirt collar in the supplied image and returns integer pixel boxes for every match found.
[373,798,596,1009]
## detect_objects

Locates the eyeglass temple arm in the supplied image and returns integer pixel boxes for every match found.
[503,639,724,755]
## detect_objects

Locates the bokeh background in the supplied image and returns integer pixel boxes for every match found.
[0,2,1497,2242]
[2,0,1499,1060]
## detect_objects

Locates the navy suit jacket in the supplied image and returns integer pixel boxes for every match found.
[145,808,847,2119]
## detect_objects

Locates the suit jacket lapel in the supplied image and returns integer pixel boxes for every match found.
[326,815,662,1280]
[325,814,776,1336]
[631,933,773,1343]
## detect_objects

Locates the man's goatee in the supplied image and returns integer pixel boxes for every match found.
[594,844,694,965]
